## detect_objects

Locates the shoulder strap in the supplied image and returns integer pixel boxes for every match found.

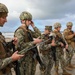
[15,25,33,42]
[15,25,27,33]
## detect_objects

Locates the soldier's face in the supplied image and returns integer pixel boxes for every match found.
[0,16,7,27]
[25,20,31,26]
[67,26,72,30]
[57,27,61,31]
[45,30,50,34]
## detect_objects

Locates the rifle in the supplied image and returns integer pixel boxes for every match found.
[18,35,57,63]
[51,46,56,62]
[18,38,50,54]
[57,35,69,53]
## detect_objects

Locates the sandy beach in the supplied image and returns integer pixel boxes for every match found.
[5,38,13,42]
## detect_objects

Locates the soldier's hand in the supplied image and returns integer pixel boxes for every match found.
[30,21,35,28]
[51,42,56,46]
[51,39,56,46]
[12,37,18,45]
[65,44,68,49]
[11,51,24,61]
[33,38,42,44]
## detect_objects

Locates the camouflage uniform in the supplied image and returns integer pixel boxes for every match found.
[53,22,71,75]
[0,32,15,75]
[0,3,15,75]
[39,26,54,75]
[63,22,75,68]
[14,11,41,75]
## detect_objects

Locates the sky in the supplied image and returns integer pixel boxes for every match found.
[0,0,75,32]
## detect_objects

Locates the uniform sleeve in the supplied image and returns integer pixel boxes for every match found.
[39,34,52,51]
[39,43,51,51]
[14,29,34,52]
[0,57,13,69]
[63,30,74,40]
[30,27,41,38]
[61,33,68,45]
[52,31,63,46]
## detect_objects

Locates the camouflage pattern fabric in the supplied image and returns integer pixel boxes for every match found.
[0,3,8,12]
[45,26,52,32]
[66,45,74,65]
[0,33,13,75]
[14,25,41,75]
[39,34,54,75]
[19,11,32,20]
[66,22,73,27]
[54,22,61,28]
[52,30,66,73]
[63,28,75,66]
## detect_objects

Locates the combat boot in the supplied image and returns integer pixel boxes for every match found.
[62,70,72,75]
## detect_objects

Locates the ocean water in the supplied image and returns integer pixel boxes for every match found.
[2,32,14,38]
[2,31,44,38]
[2,30,45,39]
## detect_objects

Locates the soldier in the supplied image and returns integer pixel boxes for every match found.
[63,22,75,70]
[14,11,42,75]
[53,22,71,75]
[39,26,56,75]
[0,3,24,75]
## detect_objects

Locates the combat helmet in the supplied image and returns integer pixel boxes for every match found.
[45,26,52,32]
[66,22,73,27]
[54,22,61,28]
[0,3,8,13]
[19,11,32,20]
